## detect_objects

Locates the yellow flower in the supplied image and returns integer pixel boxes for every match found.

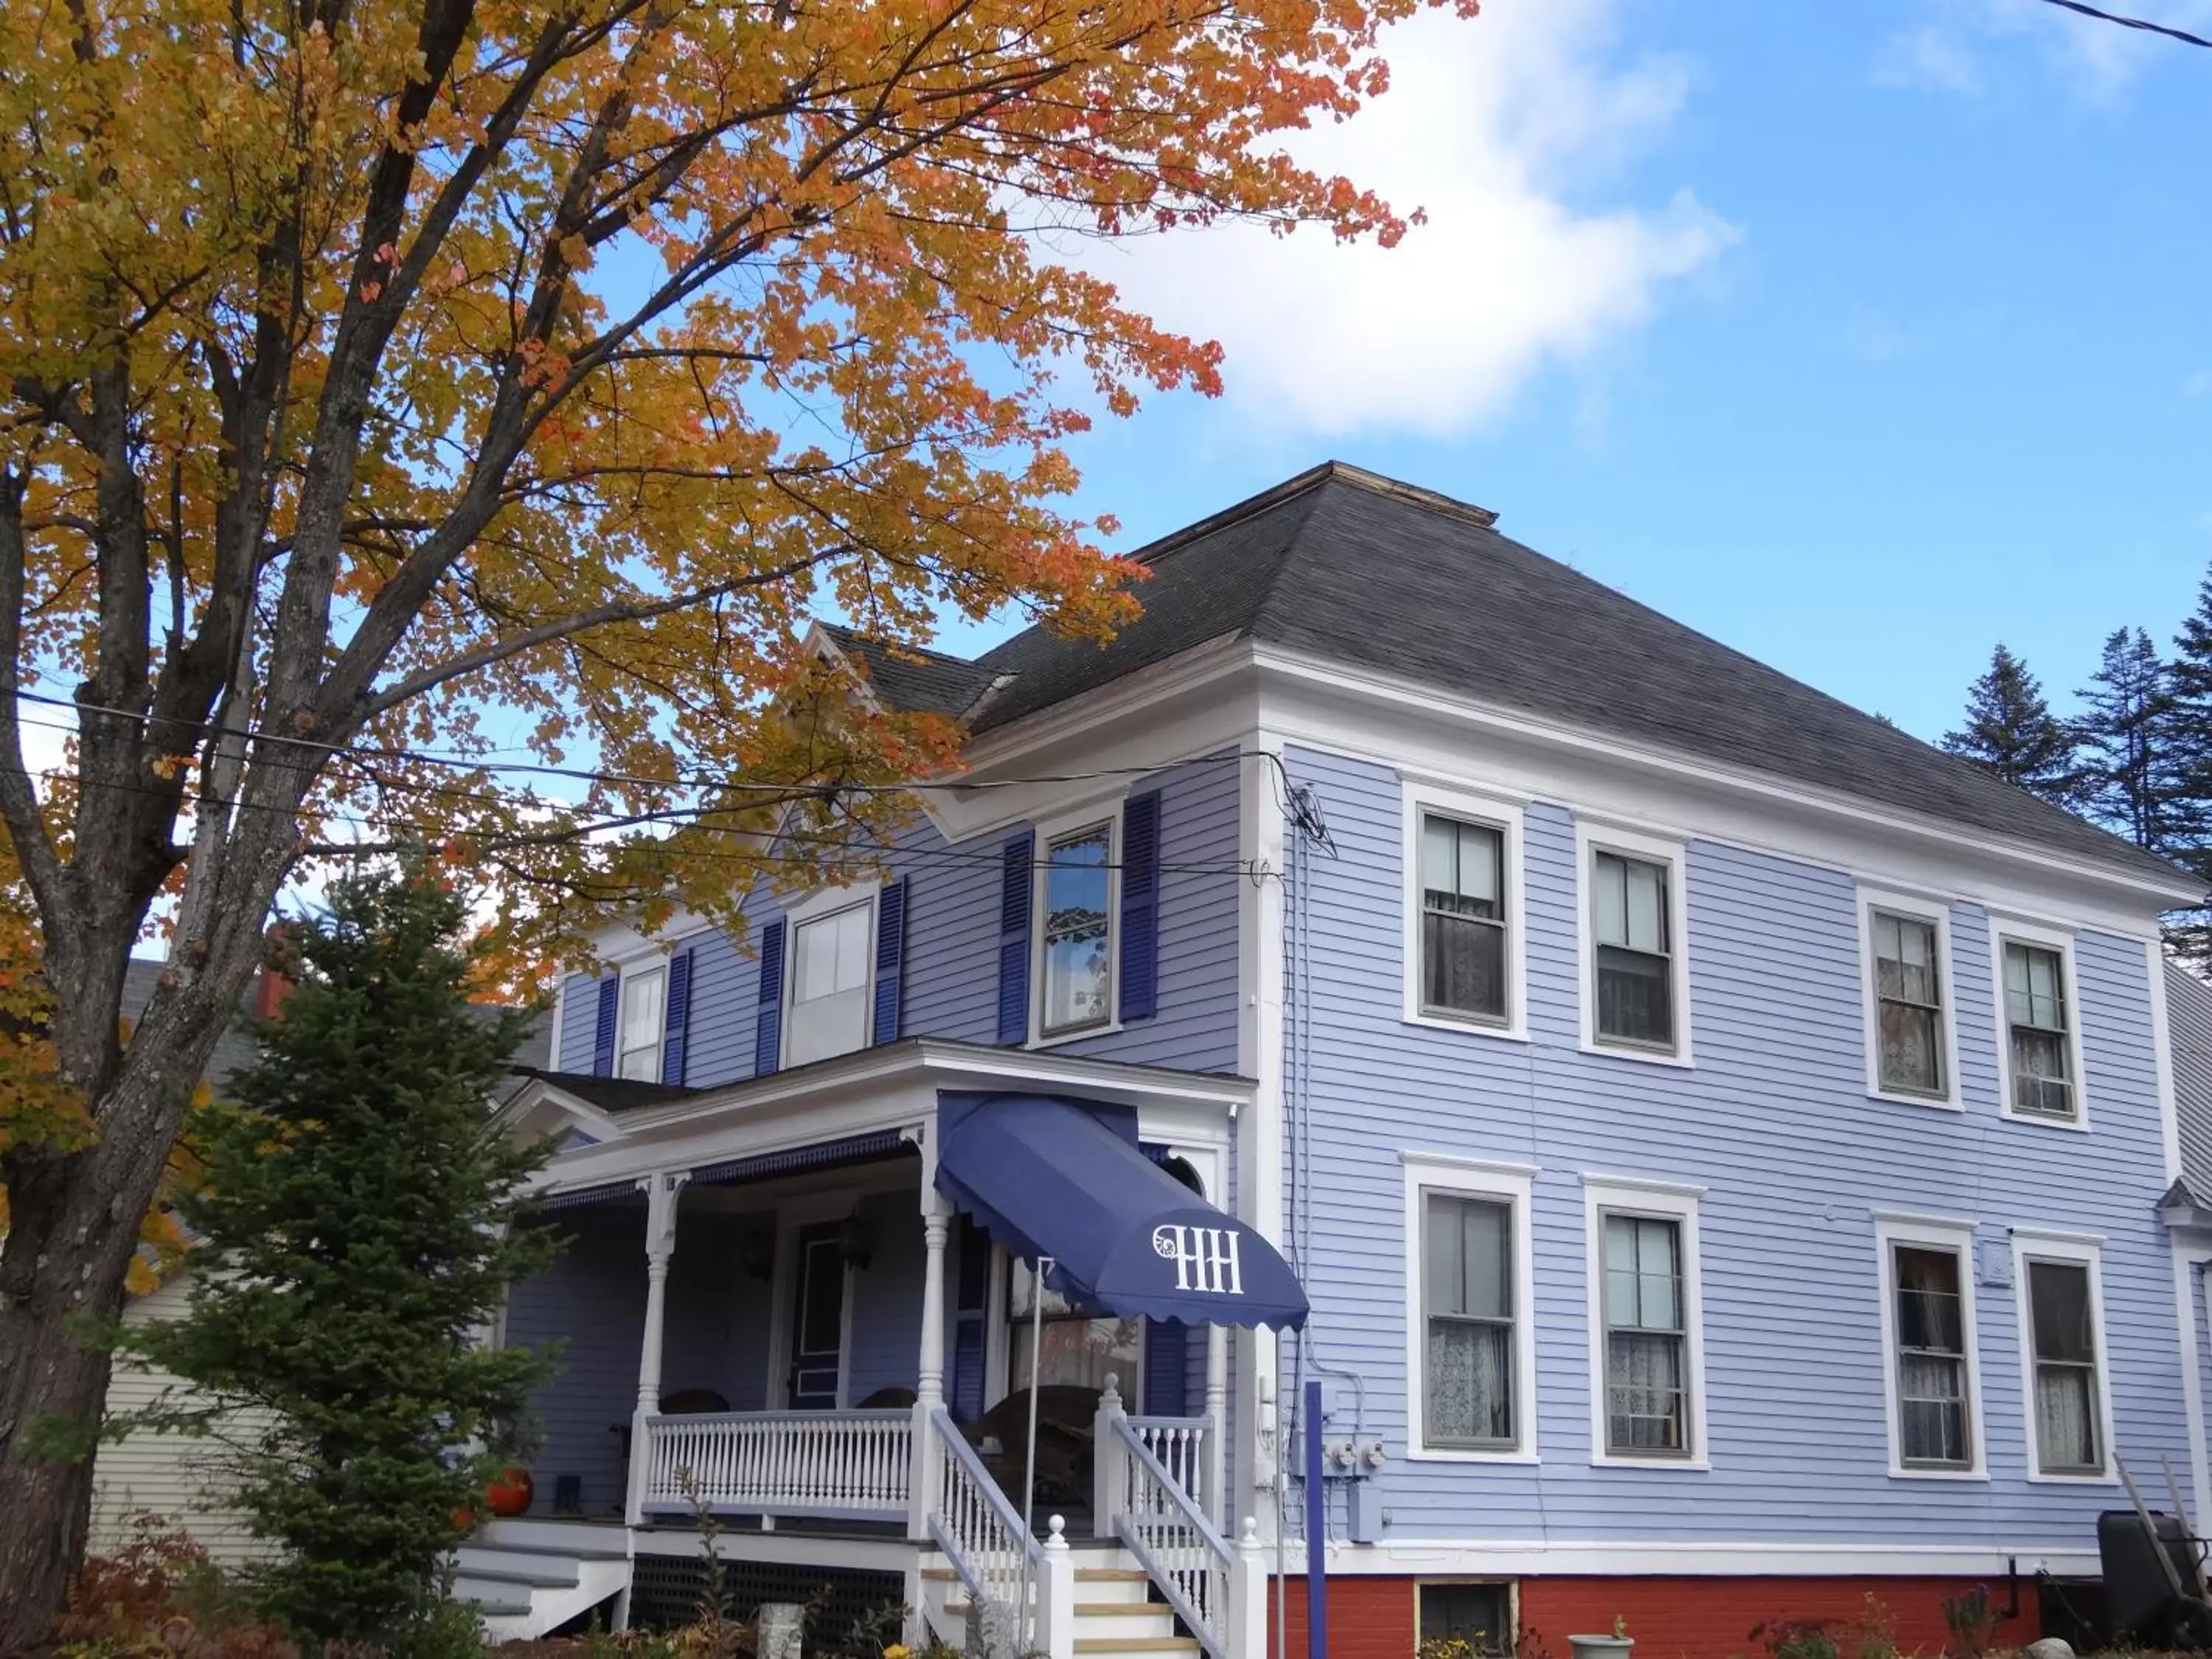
[883,1646,912,1658]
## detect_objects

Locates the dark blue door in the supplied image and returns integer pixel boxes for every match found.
[788,1222,846,1410]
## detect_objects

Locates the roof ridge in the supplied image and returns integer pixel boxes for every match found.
[818,621,982,670]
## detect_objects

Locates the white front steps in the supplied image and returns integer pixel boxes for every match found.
[456,1520,632,1641]
[921,1549,1199,1659]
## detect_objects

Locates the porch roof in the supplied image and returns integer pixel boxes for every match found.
[509,1036,1251,1206]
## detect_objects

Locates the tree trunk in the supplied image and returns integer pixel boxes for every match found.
[0,968,254,1652]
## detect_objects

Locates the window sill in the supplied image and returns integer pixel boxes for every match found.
[1868,1089,1964,1113]
[1402,1012,1530,1044]
[1408,1447,1540,1466]
[2025,1470,2118,1486]
[1579,1040,1694,1071]
[1588,1453,1710,1472]
[1888,1465,1989,1483]
[1998,1107,2092,1134]
[1029,1020,1125,1052]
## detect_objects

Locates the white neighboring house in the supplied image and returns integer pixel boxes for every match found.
[85,958,549,1564]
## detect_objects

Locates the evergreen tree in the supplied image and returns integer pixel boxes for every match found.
[124,865,557,1644]
[1941,643,2082,805]
[2076,626,2183,853]
[2163,571,2212,961]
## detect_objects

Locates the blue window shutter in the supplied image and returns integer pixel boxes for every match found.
[996,832,1034,1045]
[1119,790,1161,1023]
[661,947,695,1085]
[951,1215,991,1422]
[591,976,619,1077]
[754,919,786,1077]
[872,879,908,1046]
[1144,1319,1189,1416]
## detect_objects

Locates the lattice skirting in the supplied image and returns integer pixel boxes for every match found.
[625,1556,905,1643]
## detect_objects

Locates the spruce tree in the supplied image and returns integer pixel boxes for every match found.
[124,864,557,1644]
[1941,643,2082,805]
[2164,571,2212,959]
[2076,626,2182,852]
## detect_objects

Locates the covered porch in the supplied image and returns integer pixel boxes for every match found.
[492,1039,1296,1657]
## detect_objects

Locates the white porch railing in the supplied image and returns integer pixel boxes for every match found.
[638,1410,911,1520]
[924,1404,1043,1653]
[1102,1401,1232,1659]
[1128,1413,1211,1517]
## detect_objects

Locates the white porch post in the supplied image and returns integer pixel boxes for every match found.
[1227,1516,1268,1659]
[1206,1324,1228,1528]
[627,1169,688,1524]
[1036,1516,1078,1659]
[1092,1374,1128,1539]
[910,1192,950,1541]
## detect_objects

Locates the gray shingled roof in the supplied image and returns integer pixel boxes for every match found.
[2171,962,2212,1198]
[852,462,2186,888]
[820,625,1001,720]
[511,1065,696,1113]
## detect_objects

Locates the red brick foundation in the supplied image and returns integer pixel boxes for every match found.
[1266,1571,2040,1659]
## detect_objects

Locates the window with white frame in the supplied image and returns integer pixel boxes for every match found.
[786,899,873,1067]
[1870,908,1947,1099]
[1421,815,1507,1024]
[1584,1175,1704,1464]
[1405,1155,1536,1459]
[2017,1242,2110,1478]
[617,964,667,1081]
[1040,821,1114,1038]
[1873,1217,1982,1475]
[2001,937,2078,1121]
[1579,827,1689,1060]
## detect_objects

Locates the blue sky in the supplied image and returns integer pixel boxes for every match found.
[932,0,2212,748]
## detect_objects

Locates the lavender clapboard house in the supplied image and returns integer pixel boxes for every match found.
[480,464,2205,1655]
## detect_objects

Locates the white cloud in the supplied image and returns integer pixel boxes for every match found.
[1875,0,2212,101]
[1068,0,1735,439]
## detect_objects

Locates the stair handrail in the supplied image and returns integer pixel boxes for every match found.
[925,1404,1043,1651]
[1105,1409,1232,1659]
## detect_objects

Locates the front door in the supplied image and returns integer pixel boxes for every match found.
[787,1221,846,1410]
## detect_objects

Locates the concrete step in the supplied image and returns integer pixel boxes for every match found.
[1074,1641,1201,1656]
[454,1546,583,1586]
[451,1576,533,1616]
[1072,1568,1153,1605]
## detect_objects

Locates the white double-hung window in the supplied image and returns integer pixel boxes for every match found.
[786,897,874,1067]
[617,964,667,1081]
[1873,1214,1984,1477]
[1858,890,1961,1107]
[1401,780,1527,1039]
[1403,1154,1537,1460]
[1989,917,2087,1127]
[1576,822,1691,1062]
[2013,1232,2112,1480]
[1583,1175,1706,1465]
[1038,818,1116,1040]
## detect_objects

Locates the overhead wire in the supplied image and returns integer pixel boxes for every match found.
[2031,0,2212,47]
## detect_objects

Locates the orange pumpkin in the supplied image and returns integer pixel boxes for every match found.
[486,1467,534,1517]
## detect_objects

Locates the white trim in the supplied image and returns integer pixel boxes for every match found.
[2010,1231,2118,1484]
[1573,819,1694,1067]
[1578,1172,1707,1199]
[2177,1245,2212,1535]
[1276,1538,2101,1578]
[1251,641,2198,914]
[1855,887,1964,1110]
[1029,797,1127,1048]
[1401,1150,1542,1179]
[1871,1214,1987,1481]
[780,886,880,1071]
[1399,779,1528,1043]
[549,973,568,1072]
[1987,916,2092,1133]
[2151,941,2185,1183]
[2011,1224,2107,1246]
[1402,1156,1539,1464]
[1582,1178,1709,1470]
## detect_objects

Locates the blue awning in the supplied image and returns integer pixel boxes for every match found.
[936,1092,1307,1329]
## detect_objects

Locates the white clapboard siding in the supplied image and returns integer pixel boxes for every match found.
[89,1276,274,1565]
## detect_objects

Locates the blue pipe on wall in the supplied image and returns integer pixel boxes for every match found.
[1306,1379,1326,1659]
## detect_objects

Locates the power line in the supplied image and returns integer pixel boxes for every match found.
[12,687,1265,799]
[2034,0,2212,48]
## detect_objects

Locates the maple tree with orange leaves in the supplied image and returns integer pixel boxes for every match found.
[0,0,1475,1632]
